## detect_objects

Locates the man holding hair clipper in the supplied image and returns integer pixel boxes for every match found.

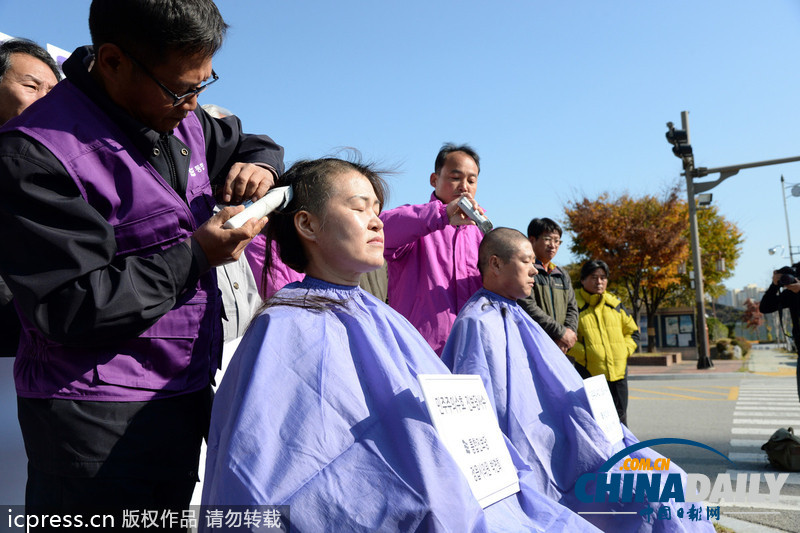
[0,0,283,519]
[381,143,487,355]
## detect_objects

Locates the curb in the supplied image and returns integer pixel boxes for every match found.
[716,514,789,533]
[628,372,742,381]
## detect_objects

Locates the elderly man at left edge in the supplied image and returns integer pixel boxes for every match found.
[0,0,283,518]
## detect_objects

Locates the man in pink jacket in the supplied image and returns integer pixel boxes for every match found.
[380,144,485,355]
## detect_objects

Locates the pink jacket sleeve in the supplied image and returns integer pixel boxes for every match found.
[244,234,304,300]
[380,199,448,261]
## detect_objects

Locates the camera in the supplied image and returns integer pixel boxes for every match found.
[776,265,799,287]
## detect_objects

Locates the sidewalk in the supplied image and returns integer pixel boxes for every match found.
[628,345,797,380]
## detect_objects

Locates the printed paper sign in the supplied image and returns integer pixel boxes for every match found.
[583,375,624,445]
[418,374,520,508]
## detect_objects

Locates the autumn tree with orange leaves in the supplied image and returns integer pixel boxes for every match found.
[564,185,741,352]
[742,298,764,332]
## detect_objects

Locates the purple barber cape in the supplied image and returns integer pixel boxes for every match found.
[441,289,714,533]
[202,277,599,532]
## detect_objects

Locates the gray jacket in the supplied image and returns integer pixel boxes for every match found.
[518,262,578,341]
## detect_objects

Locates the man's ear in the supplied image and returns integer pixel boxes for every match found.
[489,254,503,274]
[430,172,439,188]
[294,210,319,243]
[94,43,127,77]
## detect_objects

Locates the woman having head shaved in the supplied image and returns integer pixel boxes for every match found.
[201,158,598,532]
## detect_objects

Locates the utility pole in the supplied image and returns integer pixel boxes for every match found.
[781,175,796,265]
[666,111,800,369]
[666,112,711,368]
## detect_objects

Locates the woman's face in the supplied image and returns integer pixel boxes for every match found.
[302,170,384,285]
[581,267,608,295]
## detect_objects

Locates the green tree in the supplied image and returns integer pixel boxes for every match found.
[706,316,729,342]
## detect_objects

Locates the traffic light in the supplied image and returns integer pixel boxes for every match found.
[665,122,693,159]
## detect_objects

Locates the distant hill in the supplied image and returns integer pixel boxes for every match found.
[711,302,744,325]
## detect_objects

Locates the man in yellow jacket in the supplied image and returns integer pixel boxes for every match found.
[568,260,639,425]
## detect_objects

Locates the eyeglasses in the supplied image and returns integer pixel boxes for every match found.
[541,237,562,245]
[119,48,219,107]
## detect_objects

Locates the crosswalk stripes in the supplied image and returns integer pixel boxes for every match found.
[727,381,800,487]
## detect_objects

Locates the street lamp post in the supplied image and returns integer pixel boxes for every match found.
[665,111,800,369]
[781,175,799,265]
[768,245,800,259]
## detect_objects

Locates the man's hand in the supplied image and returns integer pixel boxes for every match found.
[191,206,268,267]
[219,163,275,204]
[785,281,800,294]
[446,192,483,226]
[556,328,578,353]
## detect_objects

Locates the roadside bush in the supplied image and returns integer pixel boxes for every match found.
[707,317,728,342]
[715,338,735,360]
[732,337,751,357]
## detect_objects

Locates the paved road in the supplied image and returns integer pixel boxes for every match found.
[628,346,800,533]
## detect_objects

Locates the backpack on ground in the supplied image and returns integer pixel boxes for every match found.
[761,427,800,471]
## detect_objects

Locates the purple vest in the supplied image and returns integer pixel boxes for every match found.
[7,80,221,401]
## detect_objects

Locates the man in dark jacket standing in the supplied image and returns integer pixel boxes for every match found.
[518,217,579,354]
[0,0,283,519]
[759,265,800,402]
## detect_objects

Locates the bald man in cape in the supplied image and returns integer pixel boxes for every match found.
[441,228,713,533]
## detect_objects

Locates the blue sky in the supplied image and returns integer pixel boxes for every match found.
[4,1,800,291]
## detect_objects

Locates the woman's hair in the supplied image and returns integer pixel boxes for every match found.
[580,259,610,281]
[265,158,387,276]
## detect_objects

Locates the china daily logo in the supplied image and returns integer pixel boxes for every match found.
[575,439,788,505]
